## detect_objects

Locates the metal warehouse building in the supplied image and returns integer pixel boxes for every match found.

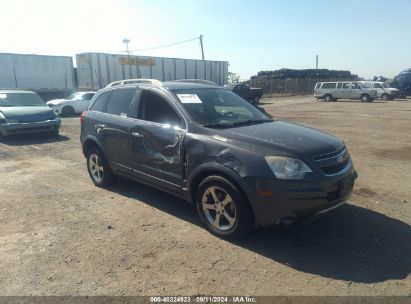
[76,52,229,90]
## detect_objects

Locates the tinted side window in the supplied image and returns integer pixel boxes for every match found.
[90,92,109,112]
[139,90,183,128]
[84,93,95,100]
[337,83,342,89]
[106,89,136,116]
[322,83,337,89]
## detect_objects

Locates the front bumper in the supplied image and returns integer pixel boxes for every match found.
[244,166,358,227]
[0,119,61,136]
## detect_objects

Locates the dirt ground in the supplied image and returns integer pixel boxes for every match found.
[0,96,410,296]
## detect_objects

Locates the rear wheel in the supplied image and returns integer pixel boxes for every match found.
[381,93,389,101]
[196,175,254,239]
[61,106,75,116]
[360,94,370,102]
[86,148,116,187]
[324,94,332,102]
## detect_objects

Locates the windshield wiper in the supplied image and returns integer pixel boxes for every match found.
[203,119,272,128]
[203,122,234,128]
[232,119,272,126]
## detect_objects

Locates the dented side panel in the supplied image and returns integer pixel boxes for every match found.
[129,123,186,188]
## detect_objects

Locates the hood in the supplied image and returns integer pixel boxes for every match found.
[216,120,344,158]
[387,88,399,92]
[47,99,66,105]
[0,106,56,123]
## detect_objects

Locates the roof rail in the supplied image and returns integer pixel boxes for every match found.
[172,79,219,86]
[105,78,163,88]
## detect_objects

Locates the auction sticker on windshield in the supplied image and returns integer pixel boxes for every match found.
[177,94,202,104]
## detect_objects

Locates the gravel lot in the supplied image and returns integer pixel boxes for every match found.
[0,96,410,296]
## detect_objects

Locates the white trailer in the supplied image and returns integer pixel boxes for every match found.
[76,52,228,90]
[0,53,75,98]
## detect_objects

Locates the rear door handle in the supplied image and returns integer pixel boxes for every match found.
[132,132,144,138]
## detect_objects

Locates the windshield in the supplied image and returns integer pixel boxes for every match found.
[67,93,84,100]
[0,92,46,107]
[172,88,271,127]
[382,83,391,88]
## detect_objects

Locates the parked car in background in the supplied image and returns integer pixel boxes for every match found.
[314,81,378,102]
[359,81,399,100]
[392,68,411,97]
[47,91,95,116]
[80,80,357,239]
[224,83,263,104]
[0,90,60,139]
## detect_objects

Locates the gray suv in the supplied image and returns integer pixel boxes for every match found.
[314,81,378,102]
[80,80,357,238]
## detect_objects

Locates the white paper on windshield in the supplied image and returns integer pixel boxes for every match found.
[177,94,202,104]
[0,94,7,98]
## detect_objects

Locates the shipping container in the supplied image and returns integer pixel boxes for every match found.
[76,52,228,90]
[0,53,75,99]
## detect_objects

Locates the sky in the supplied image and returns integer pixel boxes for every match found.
[1,0,411,80]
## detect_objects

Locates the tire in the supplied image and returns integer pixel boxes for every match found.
[49,130,59,137]
[0,132,4,141]
[360,94,370,102]
[86,148,116,187]
[332,98,338,102]
[381,93,389,101]
[253,96,260,104]
[324,94,332,102]
[196,175,254,239]
[61,106,75,116]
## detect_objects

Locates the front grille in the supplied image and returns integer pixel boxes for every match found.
[312,147,345,161]
[320,157,349,175]
[8,126,52,133]
[313,147,349,175]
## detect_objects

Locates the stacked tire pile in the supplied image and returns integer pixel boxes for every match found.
[249,69,358,95]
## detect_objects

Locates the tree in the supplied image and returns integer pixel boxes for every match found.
[228,72,240,84]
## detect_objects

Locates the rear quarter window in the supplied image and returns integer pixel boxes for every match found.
[90,92,109,112]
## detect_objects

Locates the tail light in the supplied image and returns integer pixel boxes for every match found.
[80,111,88,124]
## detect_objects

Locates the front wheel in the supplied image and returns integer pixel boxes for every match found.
[86,148,116,187]
[253,96,260,104]
[381,93,389,101]
[196,176,254,239]
[61,106,75,116]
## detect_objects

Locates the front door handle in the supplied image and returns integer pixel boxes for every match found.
[132,132,144,138]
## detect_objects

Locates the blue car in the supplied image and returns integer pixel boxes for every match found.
[0,90,61,140]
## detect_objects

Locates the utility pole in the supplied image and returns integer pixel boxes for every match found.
[199,35,205,60]
[122,38,130,56]
[316,54,319,70]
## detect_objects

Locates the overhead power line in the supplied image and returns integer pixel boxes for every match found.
[122,36,201,53]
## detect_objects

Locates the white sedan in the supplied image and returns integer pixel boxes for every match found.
[47,91,95,116]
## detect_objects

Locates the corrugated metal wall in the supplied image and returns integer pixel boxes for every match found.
[76,53,229,90]
[0,53,75,92]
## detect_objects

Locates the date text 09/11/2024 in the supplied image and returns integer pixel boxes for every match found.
[149,296,257,303]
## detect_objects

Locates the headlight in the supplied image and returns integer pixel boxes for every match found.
[265,156,312,180]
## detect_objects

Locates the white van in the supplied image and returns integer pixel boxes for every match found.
[314,81,378,102]
[359,81,399,100]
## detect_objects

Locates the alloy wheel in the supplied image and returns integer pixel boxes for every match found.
[201,186,237,231]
